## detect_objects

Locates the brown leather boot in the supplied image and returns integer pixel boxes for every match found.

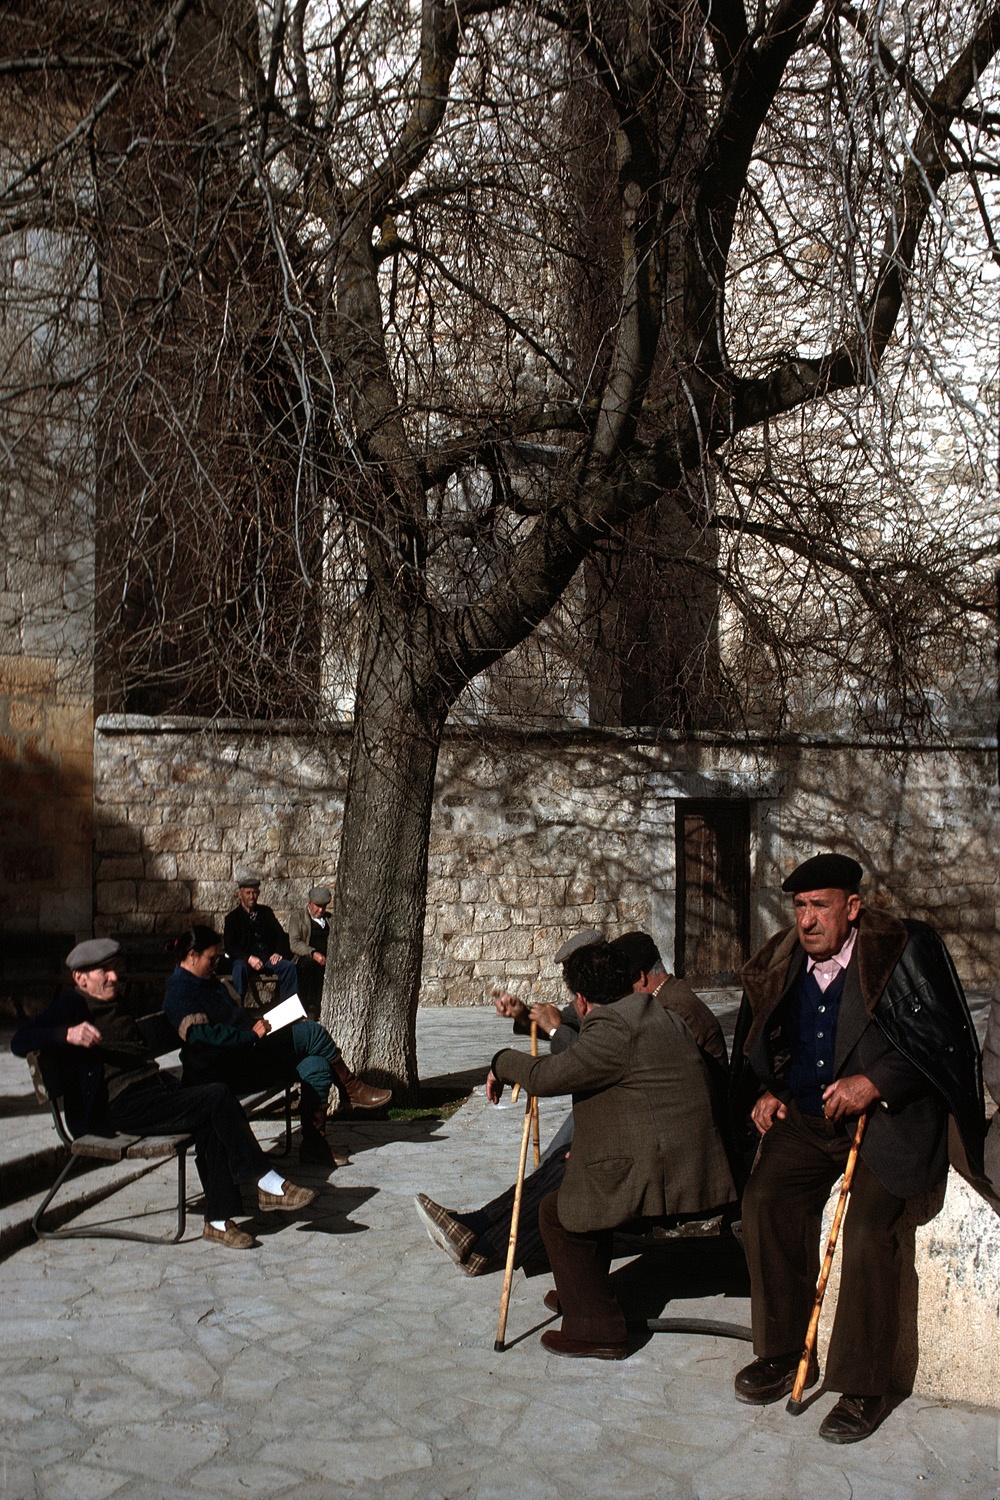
[332,1058,392,1110]
[299,1106,351,1167]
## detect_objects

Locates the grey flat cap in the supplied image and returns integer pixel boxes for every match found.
[308,885,332,905]
[235,870,262,887]
[554,928,604,964]
[782,854,863,894]
[66,937,121,972]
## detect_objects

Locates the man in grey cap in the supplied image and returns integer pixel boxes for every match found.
[223,873,299,1003]
[288,886,333,1019]
[11,939,317,1250]
[730,852,984,1442]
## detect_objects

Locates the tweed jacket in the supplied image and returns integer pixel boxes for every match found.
[493,991,736,1234]
[287,907,329,960]
[223,903,291,963]
[732,907,985,1197]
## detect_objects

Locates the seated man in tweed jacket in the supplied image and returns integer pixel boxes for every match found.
[487,941,736,1361]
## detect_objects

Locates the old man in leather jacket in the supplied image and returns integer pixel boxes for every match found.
[730,853,984,1444]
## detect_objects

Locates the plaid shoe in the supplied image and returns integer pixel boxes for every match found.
[414,1193,478,1266]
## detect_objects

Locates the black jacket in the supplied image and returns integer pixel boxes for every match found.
[731,908,984,1196]
[223,904,291,963]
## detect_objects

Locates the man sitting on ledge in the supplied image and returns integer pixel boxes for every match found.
[12,939,316,1250]
[223,872,300,1003]
[730,852,985,1443]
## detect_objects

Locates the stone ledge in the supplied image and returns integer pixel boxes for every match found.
[820,1167,1000,1409]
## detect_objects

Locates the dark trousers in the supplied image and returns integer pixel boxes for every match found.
[741,1108,905,1395]
[183,1023,342,1115]
[466,1147,569,1265]
[108,1074,269,1223]
[296,959,325,1020]
[538,1190,627,1344]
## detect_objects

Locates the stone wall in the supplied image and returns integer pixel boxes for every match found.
[0,228,96,942]
[93,718,999,996]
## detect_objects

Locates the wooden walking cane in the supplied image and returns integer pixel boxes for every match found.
[494,1087,535,1352]
[786,1111,868,1414]
[530,1021,541,1168]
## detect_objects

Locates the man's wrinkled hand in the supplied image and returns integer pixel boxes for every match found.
[528,1002,562,1036]
[252,1017,272,1039]
[312,952,326,966]
[492,990,527,1023]
[751,1090,787,1135]
[66,1022,102,1048]
[248,956,264,972]
[486,1068,505,1104]
[822,1075,879,1121]
[267,952,284,968]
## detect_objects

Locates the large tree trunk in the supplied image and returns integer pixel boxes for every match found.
[322,607,449,1092]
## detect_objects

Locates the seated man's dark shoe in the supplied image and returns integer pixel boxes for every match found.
[735,1352,818,1405]
[543,1289,561,1315]
[818,1393,888,1444]
[540,1329,626,1361]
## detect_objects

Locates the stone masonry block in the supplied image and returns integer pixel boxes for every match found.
[95,825,143,854]
[96,880,137,914]
[137,881,192,914]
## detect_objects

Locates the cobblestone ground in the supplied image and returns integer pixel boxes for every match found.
[2,1008,998,1500]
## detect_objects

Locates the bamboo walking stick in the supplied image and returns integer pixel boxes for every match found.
[786,1111,868,1414]
[530,1021,541,1167]
[494,1088,535,1351]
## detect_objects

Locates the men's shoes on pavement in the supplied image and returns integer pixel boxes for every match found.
[540,1329,627,1361]
[344,1077,392,1110]
[735,1352,818,1405]
[203,1220,258,1249]
[414,1194,477,1265]
[257,1179,317,1212]
[819,1393,888,1443]
[543,1289,561,1315]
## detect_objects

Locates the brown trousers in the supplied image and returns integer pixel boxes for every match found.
[538,1190,628,1344]
[741,1107,905,1396]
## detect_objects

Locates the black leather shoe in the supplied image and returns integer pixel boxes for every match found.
[543,1289,561,1315]
[735,1352,818,1405]
[819,1393,888,1443]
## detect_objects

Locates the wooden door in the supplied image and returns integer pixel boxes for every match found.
[676,801,751,983]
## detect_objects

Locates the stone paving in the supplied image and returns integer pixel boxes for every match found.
[1,1006,998,1500]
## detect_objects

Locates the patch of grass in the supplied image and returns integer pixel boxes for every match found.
[386,1084,473,1122]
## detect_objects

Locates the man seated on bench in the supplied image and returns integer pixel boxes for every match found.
[223,872,300,1003]
[164,925,391,1168]
[11,938,317,1250]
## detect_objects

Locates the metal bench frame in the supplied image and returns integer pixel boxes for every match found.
[26,1017,295,1244]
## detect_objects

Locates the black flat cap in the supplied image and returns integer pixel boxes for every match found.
[782,854,864,893]
[609,930,661,975]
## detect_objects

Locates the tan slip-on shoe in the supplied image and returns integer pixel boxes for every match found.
[203,1220,259,1249]
[258,1179,318,1212]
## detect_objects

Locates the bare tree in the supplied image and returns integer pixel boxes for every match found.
[1,0,998,1086]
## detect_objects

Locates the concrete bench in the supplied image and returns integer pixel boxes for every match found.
[25,1011,293,1244]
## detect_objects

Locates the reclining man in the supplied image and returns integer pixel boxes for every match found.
[487,940,736,1358]
[415,929,728,1275]
[731,852,985,1442]
[11,939,315,1250]
[164,924,391,1167]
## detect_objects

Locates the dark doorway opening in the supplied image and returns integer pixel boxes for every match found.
[676,801,751,984]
